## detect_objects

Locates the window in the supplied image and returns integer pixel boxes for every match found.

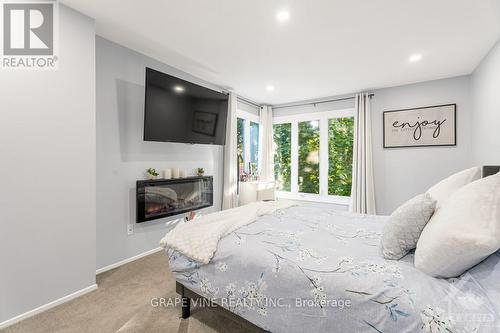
[237,118,245,174]
[273,123,291,191]
[273,109,354,204]
[328,117,354,197]
[249,121,259,174]
[236,110,260,177]
[298,120,320,194]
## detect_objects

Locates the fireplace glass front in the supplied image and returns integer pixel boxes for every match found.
[136,176,213,222]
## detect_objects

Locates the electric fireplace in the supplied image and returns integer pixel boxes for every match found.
[136,176,213,222]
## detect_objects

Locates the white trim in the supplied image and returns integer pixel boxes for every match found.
[96,247,163,275]
[0,284,98,330]
[276,191,351,205]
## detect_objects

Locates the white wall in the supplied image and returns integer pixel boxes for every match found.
[96,37,224,270]
[237,100,260,116]
[273,96,355,117]
[371,76,472,215]
[471,39,500,165]
[0,5,96,324]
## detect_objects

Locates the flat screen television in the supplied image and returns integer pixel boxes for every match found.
[144,67,228,145]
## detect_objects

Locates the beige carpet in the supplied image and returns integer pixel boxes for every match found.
[2,251,257,333]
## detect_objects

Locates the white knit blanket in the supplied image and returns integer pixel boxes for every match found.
[159,200,296,264]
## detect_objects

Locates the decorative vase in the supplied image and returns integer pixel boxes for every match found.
[172,168,180,178]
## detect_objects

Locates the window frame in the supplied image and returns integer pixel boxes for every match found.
[236,109,261,174]
[273,108,354,205]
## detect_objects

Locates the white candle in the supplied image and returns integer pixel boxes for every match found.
[163,168,172,179]
[179,170,185,178]
[172,168,180,178]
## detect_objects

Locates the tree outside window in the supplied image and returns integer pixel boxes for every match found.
[298,120,320,194]
[249,121,259,174]
[328,117,354,196]
[272,111,354,201]
[237,114,260,179]
[273,123,291,191]
[237,118,245,174]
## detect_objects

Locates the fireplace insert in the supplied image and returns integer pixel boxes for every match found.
[136,176,213,222]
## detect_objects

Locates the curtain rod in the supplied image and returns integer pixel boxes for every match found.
[237,96,260,108]
[272,93,374,110]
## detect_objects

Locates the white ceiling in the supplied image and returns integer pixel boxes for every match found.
[62,0,500,104]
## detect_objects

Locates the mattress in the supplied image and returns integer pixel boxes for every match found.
[167,203,500,332]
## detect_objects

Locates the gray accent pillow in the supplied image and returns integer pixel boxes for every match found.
[381,193,436,260]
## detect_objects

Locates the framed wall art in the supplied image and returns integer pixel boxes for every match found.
[383,104,456,148]
[192,111,218,136]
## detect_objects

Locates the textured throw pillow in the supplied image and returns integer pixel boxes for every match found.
[415,173,500,278]
[426,166,481,210]
[381,193,436,260]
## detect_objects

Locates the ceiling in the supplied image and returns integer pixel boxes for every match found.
[62,0,500,104]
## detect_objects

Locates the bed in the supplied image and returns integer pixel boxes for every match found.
[166,200,500,332]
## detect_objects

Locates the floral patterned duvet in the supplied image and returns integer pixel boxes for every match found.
[166,203,500,333]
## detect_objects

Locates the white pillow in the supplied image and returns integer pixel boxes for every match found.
[381,193,436,260]
[415,173,500,278]
[426,167,481,209]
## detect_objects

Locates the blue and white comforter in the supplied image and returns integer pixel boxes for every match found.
[167,203,500,332]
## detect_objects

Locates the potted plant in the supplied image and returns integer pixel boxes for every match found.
[197,167,205,176]
[146,168,159,180]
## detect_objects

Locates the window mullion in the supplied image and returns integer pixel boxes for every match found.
[258,122,263,174]
[290,121,299,194]
[319,117,329,196]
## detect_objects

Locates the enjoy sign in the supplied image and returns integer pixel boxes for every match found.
[383,104,456,148]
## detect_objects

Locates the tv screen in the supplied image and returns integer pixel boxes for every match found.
[144,67,228,145]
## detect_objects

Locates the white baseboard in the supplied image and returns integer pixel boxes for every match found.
[96,247,163,275]
[0,248,164,329]
[0,284,98,330]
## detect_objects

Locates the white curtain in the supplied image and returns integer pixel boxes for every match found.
[259,105,275,182]
[350,93,376,214]
[222,93,238,210]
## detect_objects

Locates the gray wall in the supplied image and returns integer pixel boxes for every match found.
[96,37,224,270]
[0,6,96,323]
[371,76,472,215]
[471,39,500,165]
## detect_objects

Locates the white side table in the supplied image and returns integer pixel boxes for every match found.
[239,181,276,206]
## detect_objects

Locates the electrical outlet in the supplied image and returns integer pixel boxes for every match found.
[127,224,134,235]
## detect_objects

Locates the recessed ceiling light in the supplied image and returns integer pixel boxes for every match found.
[173,85,185,93]
[266,85,275,92]
[276,10,290,22]
[409,54,422,63]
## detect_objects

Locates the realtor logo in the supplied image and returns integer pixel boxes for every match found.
[1,0,58,69]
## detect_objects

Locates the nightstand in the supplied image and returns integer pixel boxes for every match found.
[238,181,276,206]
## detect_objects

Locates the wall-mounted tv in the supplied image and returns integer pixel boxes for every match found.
[144,67,228,145]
